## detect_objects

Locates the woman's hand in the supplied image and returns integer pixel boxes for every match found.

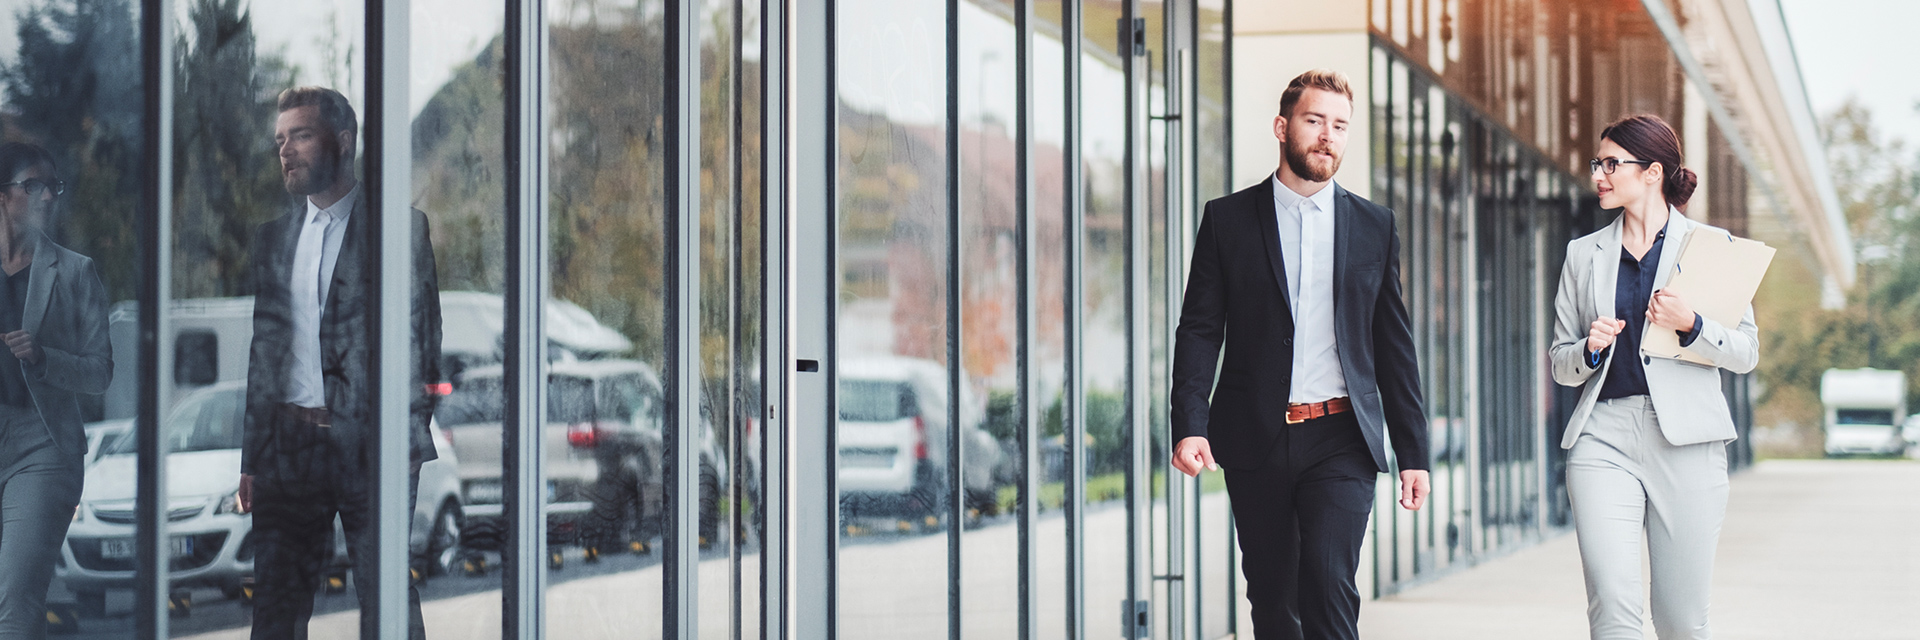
[3,329,40,364]
[1587,317,1626,353]
[1648,290,1695,332]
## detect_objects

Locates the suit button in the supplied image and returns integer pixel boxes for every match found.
[1284,338,1293,347]
[1644,356,1651,365]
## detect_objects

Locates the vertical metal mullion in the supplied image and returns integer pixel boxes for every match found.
[943,0,964,634]
[757,0,790,635]
[1123,0,1150,636]
[1014,0,1039,638]
[503,0,548,635]
[1372,54,1394,597]
[667,0,704,635]
[728,0,747,637]
[1217,4,1234,632]
[136,0,174,635]
[1061,0,1086,636]
[791,0,833,635]
[1160,0,1191,636]
[365,0,414,636]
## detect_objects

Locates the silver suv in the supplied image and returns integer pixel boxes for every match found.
[436,358,727,560]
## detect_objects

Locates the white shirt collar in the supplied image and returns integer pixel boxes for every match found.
[1270,172,1338,215]
[305,182,361,225]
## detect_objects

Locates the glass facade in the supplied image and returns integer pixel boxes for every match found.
[16,0,1236,637]
[0,0,1768,636]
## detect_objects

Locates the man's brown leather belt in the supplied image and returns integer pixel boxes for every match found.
[1286,397,1352,424]
[280,404,331,428]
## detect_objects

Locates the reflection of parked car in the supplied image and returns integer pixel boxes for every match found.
[437,359,726,555]
[837,357,1003,522]
[59,381,463,616]
[82,419,132,468]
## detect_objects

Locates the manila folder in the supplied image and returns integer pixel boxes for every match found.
[1641,228,1775,366]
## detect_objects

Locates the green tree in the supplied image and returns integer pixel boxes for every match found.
[171,0,296,298]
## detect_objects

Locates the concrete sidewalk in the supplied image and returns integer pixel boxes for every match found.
[1359,459,1920,639]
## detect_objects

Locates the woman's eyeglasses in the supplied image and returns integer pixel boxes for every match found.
[1589,158,1654,175]
[0,179,66,197]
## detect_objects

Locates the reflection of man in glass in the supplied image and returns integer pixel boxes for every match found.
[0,142,111,637]
[237,87,441,639]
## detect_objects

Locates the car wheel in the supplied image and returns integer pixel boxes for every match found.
[426,502,462,576]
[74,590,106,618]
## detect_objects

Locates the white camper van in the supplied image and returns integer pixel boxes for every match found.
[1820,368,1908,456]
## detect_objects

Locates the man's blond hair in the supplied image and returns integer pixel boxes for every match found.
[1278,69,1353,119]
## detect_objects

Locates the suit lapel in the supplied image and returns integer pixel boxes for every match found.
[322,195,366,366]
[20,232,57,335]
[1332,185,1353,323]
[1252,179,1294,316]
[1652,208,1690,291]
[1590,216,1622,322]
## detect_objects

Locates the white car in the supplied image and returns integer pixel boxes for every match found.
[837,356,1003,523]
[59,381,463,617]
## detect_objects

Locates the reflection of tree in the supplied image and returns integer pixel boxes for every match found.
[171,0,295,298]
[2,0,140,300]
[2,0,294,300]
[413,8,759,374]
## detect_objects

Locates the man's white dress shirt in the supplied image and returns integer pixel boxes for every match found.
[286,184,359,409]
[1271,173,1349,404]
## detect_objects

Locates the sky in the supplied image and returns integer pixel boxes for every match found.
[1778,0,1920,147]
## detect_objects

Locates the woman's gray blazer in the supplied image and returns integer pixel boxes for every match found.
[1549,210,1760,449]
[15,231,114,457]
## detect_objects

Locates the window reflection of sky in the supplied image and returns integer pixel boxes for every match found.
[837,0,1149,160]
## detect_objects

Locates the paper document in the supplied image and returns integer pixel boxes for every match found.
[1642,228,1775,365]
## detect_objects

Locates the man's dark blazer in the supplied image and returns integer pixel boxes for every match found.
[241,191,442,478]
[1170,179,1428,473]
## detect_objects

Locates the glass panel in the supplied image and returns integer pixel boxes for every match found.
[959,0,1019,636]
[1079,6,1130,638]
[836,0,951,636]
[724,0,766,632]
[412,0,506,634]
[18,1,144,631]
[700,0,762,635]
[1032,4,1069,639]
[544,0,668,633]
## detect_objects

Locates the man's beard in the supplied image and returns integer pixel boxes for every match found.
[1284,137,1340,183]
[283,144,341,196]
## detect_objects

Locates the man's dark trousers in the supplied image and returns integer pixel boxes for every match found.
[1223,411,1377,640]
[249,408,425,640]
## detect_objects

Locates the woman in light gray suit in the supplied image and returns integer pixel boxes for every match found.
[0,142,112,638]
[1550,114,1759,640]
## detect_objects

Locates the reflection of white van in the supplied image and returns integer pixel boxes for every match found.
[1821,368,1908,456]
[100,297,256,420]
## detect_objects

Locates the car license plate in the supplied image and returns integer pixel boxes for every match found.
[100,537,191,559]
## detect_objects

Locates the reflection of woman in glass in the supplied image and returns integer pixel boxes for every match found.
[0,141,112,636]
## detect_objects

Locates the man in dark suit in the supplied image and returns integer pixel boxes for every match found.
[236,86,441,639]
[1169,69,1430,640]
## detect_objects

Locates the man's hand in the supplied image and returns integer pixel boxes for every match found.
[1171,436,1218,478]
[1647,290,1695,332]
[1586,317,1626,354]
[4,330,41,364]
[237,474,254,513]
[1398,469,1430,511]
